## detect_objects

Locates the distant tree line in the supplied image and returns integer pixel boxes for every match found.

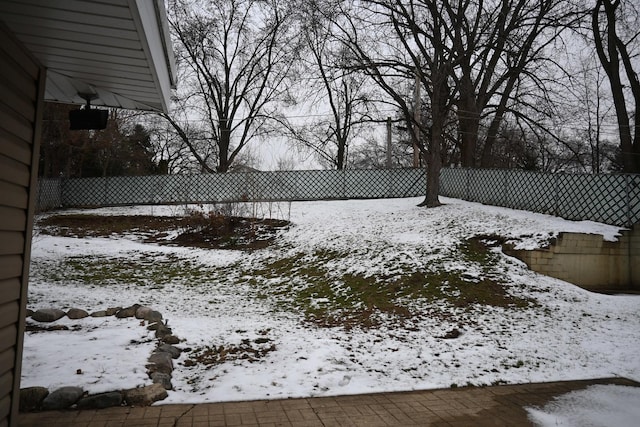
[39,103,161,178]
[40,0,640,206]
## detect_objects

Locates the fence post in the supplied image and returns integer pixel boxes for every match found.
[104,176,109,207]
[465,168,470,201]
[553,173,559,217]
[626,174,631,228]
[502,169,508,206]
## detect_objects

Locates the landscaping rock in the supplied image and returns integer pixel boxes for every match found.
[42,386,84,410]
[116,304,141,318]
[123,384,168,406]
[20,387,49,412]
[150,372,173,390]
[136,307,163,323]
[147,352,173,375]
[154,324,172,339]
[90,310,108,317]
[106,307,121,316]
[66,308,89,319]
[31,308,66,323]
[162,335,180,345]
[147,322,161,331]
[76,391,123,410]
[145,310,163,323]
[135,306,153,319]
[440,328,461,339]
[157,343,181,359]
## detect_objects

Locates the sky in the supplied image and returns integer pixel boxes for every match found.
[23,196,640,424]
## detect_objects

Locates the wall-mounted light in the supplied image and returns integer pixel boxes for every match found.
[69,93,108,130]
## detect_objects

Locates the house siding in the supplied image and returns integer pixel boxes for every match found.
[0,22,45,427]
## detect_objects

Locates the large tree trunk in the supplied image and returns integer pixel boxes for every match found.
[457,100,479,168]
[217,120,231,173]
[419,120,443,207]
[456,71,478,168]
[592,0,639,173]
[336,138,346,170]
[418,67,448,208]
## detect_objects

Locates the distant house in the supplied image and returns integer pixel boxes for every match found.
[0,1,175,425]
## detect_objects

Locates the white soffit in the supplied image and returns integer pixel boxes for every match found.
[0,0,176,112]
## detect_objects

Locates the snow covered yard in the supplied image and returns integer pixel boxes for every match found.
[23,197,640,408]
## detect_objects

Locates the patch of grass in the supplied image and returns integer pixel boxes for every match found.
[34,216,536,330]
[246,250,533,329]
[31,253,215,288]
[457,235,505,271]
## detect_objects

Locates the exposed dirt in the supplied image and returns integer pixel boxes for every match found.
[182,330,276,368]
[37,214,290,250]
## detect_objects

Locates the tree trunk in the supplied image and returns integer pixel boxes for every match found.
[480,85,511,168]
[457,101,479,168]
[592,0,639,173]
[217,119,231,173]
[418,67,448,208]
[336,139,346,170]
[457,72,478,168]
[419,120,442,207]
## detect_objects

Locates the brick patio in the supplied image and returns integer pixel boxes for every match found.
[18,377,638,426]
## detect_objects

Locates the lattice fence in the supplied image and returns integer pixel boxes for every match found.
[37,168,639,227]
[35,179,62,212]
[39,168,426,210]
[439,168,640,227]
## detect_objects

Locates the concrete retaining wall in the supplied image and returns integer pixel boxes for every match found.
[506,226,640,291]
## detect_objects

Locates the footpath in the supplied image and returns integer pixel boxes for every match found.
[19,377,638,426]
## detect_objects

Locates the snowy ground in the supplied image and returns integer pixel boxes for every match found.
[23,197,639,420]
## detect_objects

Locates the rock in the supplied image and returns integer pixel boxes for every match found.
[106,307,121,316]
[441,328,461,339]
[76,391,123,410]
[123,384,168,406]
[116,304,141,318]
[135,306,153,319]
[162,335,180,345]
[145,310,163,323]
[154,325,172,339]
[150,372,173,390]
[31,308,66,323]
[157,344,181,359]
[135,307,163,323]
[147,352,173,375]
[20,387,49,412]
[66,308,89,319]
[147,322,161,331]
[42,386,84,410]
[90,310,107,317]
[25,309,35,318]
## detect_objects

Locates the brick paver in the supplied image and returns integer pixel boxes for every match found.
[18,377,638,427]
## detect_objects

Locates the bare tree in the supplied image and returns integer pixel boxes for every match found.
[558,50,618,173]
[166,0,297,172]
[334,0,462,207]
[447,0,579,168]
[592,0,640,173]
[281,0,378,170]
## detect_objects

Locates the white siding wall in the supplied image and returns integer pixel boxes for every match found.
[0,22,45,427]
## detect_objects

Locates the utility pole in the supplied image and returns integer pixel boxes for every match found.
[386,117,392,168]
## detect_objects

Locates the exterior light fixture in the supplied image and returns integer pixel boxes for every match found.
[69,93,108,130]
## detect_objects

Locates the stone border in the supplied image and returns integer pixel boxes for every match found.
[20,304,182,412]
